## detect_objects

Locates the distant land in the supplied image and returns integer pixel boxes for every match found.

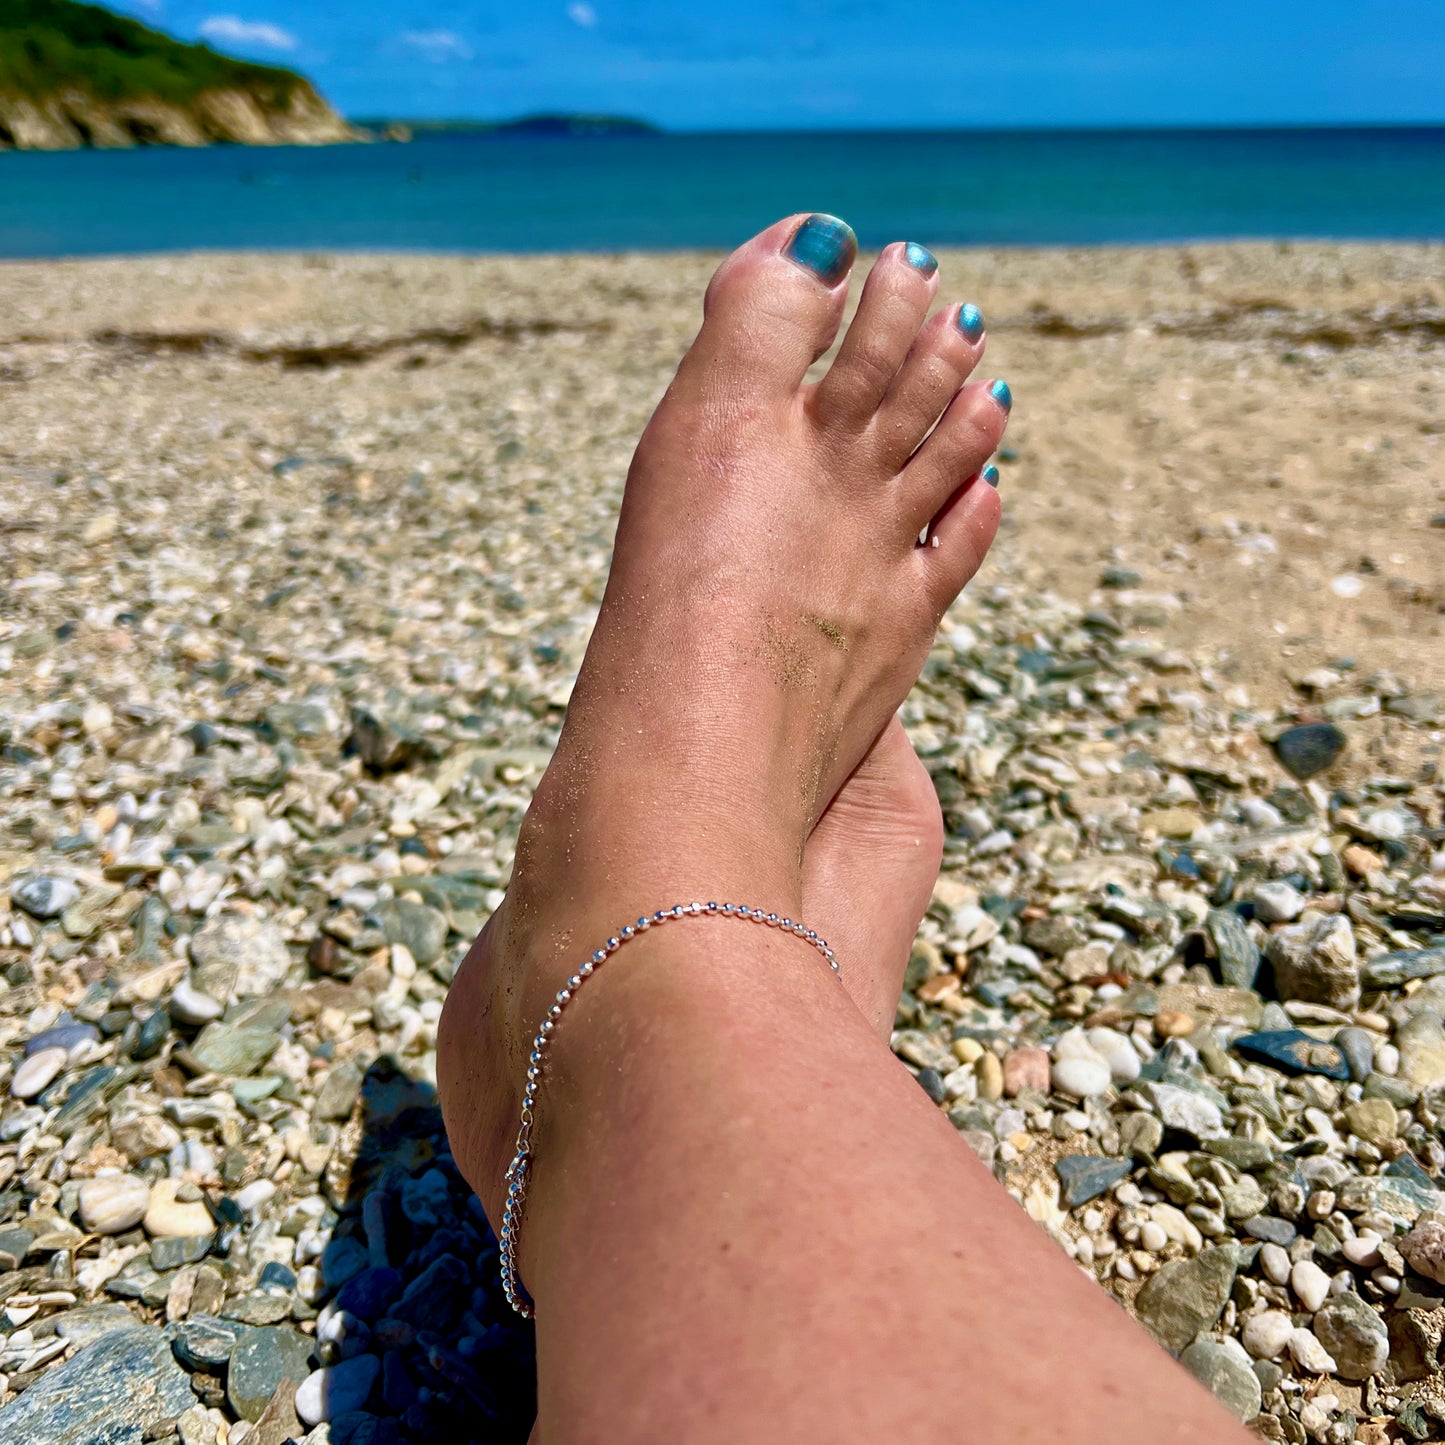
[0,0,354,150]
[356,115,662,141]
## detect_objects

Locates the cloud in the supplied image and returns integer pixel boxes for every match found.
[198,16,297,52]
[567,3,599,27]
[399,29,475,63]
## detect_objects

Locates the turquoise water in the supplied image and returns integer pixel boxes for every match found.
[2,127,1443,258]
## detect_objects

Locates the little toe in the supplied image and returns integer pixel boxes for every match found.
[898,378,1011,533]
[811,241,940,429]
[918,467,1003,614]
[872,301,988,466]
[677,213,859,400]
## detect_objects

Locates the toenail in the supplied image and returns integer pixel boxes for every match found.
[982,463,1001,488]
[989,378,1013,413]
[903,242,938,276]
[784,214,858,287]
[957,303,984,343]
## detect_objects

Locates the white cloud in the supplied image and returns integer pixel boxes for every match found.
[399,29,475,63]
[567,3,598,27]
[198,15,298,52]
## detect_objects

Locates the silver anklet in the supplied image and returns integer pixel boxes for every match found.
[499,901,842,1317]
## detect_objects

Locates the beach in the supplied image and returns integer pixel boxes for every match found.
[2,242,1444,1437]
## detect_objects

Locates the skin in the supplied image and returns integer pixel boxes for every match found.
[437,215,1250,1444]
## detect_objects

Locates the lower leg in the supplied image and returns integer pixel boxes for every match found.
[518,922,1242,1443]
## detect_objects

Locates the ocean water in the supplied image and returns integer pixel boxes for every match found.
[1,127,1443,259]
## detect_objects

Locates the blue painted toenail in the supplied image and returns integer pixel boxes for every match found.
[958,303,984,342]
[785,214,857,287]
[989,378,1013,412]
[982,463,1000,488]
[903,242,937,276]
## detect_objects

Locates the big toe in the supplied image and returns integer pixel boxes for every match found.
[676,213,858,399]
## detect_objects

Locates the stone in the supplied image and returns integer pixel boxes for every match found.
[1288,1327,1337,1374]
[321,1236,369,1290]
[1291,1258,1331,1312]
[169,1314,248,1371]
[1139,1081,1225,1139]
[1361,946,1445,990]
[1051,1150,1127,1208]
[1180,1337,1262,1423]
[974,1050,1003,1101]
[1133,1244,1238,1354]
[1242,1309,1294,1359]
[295,1354,381,1426]
[53,1301,146,1347]
[1232,1029,1350,1080]
[1334,1026,1376,1083]
[11,874,81,919]
[170,977,226,1026]
[1206,907,1260,989]
[1401,1217,1445,1285]
[371,899,448,966]
[151,1233,213,1270]
[227,1325,315,1422]
[1118,1112,1164,1159]
[78,1173,151,1234]
[1083,1027,1141,1085]
[1260,1243,1292,1284]
[1266,915,1359,1012]
[1312,1293,1389,1379]
[2,1325,194,1442]
[111,1113,183,1159]
[1344,1097,1398,1144]
[333,1265,404,1322]
[190,913,292,999]
[1251,881,1306,924]
[1272,722,1346,780]
[1396,1013,1445,1091]
[1002,1046,1050,1097]
[189,1021,279,1076]
[1051,1056,1112,1098]
[145,1178,216,1237]
[314,1061,364,1121]
[12,1045,67,1099]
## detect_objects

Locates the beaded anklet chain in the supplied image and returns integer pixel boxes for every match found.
[499,900,842,1317]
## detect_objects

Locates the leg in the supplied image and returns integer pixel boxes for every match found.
[439,215,1247,1443]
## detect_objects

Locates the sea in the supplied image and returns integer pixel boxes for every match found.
[1,126,1443,258]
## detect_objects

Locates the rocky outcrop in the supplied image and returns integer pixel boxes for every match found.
[0,82,356,150]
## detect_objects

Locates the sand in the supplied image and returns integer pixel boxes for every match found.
[2,241,1441,710]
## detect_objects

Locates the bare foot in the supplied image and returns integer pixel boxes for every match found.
[439,214,1007,1226]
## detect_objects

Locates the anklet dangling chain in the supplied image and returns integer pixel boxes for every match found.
[498,901,842,1317]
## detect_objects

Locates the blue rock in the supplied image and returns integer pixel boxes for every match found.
[27,1020,100,1055]
[1233,1029,1349,1080]
[1272,722,1346,780]
[390,1254,469,1333]
[382,1352,418,1414]
[330,1414,402,1445]
[259,1260,298,1292]
[1242,1215,1297,1247]
[1386,1153,1438,1190]
[1055,1155,1132,1207]
[1334,1026,1375,1083]
[1360,945,1445,990]
[3,1324,194,1442]
[321,1235,369,1290]
[334,1265,403,1321]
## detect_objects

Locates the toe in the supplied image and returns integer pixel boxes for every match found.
[676,213,859,400]
[918,467,1002,615]
[870,301,988,467]
[811,241,940,429]
[898,378,1011,534]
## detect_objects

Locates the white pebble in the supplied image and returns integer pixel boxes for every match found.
[1374,1043,1400,1076]
[1139,1221,1169,1252]
[235,1180,276,1214]
[1242,1309,1294,1359]
[1260,1243,1292,1285]
[1052,1057,1112,1099]
[1291,1258,1331,1313]
[10,1047,66,1100]
[169,978,224,1026]
[78,1174,150,1235]
[1342,1233,1383,1268]
[1288,1327,1337,1374]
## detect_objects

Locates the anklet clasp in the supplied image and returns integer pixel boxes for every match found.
[498,901,842,1317]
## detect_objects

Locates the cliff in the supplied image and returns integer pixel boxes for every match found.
[0,0,356,150]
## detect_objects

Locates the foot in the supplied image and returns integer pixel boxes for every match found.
[440,214,1007,1225]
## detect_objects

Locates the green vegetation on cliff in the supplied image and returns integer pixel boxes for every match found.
[0,0,352,149]
[0,0,302,107]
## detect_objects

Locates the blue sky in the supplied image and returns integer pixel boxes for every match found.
[112,1,1445,128]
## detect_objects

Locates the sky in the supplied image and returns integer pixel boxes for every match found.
[110,0,1445,129]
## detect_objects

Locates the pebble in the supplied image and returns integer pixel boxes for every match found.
[1272,722,1347,780]
[1180,1337,1262,1423]
[1051,1056,1112,1098]
[1288,1327,1338,1374]
[1312,1293,1389,1379]
[145,1179,216,1238]
[1291,1259,1332,1313]
[1267,915,1360,1012]
[296,1354,382,1425]
[1260,1243,1292,1285]
[77,1174,151,1235]
[227,1326,315,1422]
[1055,1155,1132,1207]
[1242,1310,1295,1359]
[1134,1245,1237,1354]
[1002,1047,1050,1097]
[1252,880,1307,924]
[11,1046,67,1099]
